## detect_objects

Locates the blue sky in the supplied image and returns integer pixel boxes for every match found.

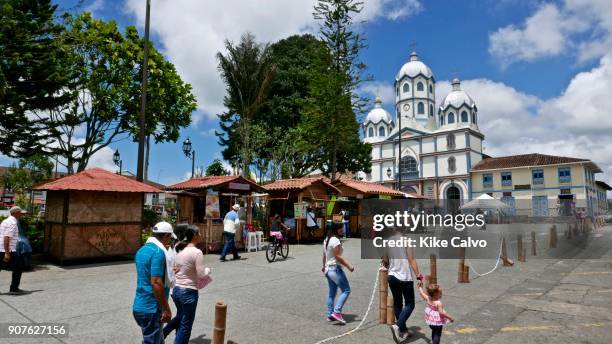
[3,0,611,187]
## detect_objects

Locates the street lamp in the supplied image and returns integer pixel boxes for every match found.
[182,138,195,178]
[113,149,122,175]
[386,167,392,179]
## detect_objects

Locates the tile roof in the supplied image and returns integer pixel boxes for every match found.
[33,168,161,193]
[166,175,264,192]
[334,177,406,197]
[472,153,591,171]
[262,176,340,193]
[595,180,612,190]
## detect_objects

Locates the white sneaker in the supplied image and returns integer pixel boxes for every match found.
[389,324,402,343]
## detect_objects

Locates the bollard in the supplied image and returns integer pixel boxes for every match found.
[386,293,395,325]
[517,235,525,262]
[531,231,537,256]
[501,237,513,266]
[567,225,573,239]
[227,341,238,344]
[549,225,557,248]
[213,302,227,344]
[379,268,388,324]
[461,265,470,283]
[429,254,438,285]
[458,247,466,282]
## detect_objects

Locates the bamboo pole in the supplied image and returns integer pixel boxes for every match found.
[429,254,437,285]
[386,293,395,325]
[549,225,557,248]
[517,234,525,262]
[379,268,388,324]
[458,247,465,282]
[213,302,227,344]
[462,265,470,283]
[531,231,537,256]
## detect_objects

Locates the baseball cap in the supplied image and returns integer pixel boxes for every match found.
[9,206,27,215]
[152,221,173,234]
[232,204,240,210]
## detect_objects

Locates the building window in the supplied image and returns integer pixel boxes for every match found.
[429,104,434,116]
[418,102,424,114]
[378,126,385,136]
[483,173,493,188]
[403,83,410,93]
[429,84,433,93]
[461,111,468,122]
[558,167,571,183]
[399,156,418,179]
[532,169,544,185]
[417,82,424,91]
[448,112,455,124]
[448,156,456,173]
[501,171,512,186]
[446,134,455,149]
[368,127,374,137]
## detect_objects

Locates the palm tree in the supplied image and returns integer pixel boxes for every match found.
[217,32,276,178]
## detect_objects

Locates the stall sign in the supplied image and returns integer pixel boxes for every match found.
[229,182,250,191]
[206,190,221,218]
[294,202,307,219]
[379,195,392,200]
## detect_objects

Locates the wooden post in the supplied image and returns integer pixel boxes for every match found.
[501,237,513,266]
[458,247,465,282]
[462,265,470,283]
[567,224,573,239]
[386,293,395,325]
[213,302,227,344]
[549,225,557,248]
[531,231,537,256]
[429,254,437,285]
[227,341,238,344]
[379,268,388,324]
[517,235,525,262]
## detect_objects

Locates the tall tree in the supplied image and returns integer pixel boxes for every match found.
[205,159,229,176]
[310,0,371,180]
[216,32,276,178]
[2,154,53,208]
[0,0,72,158]
[35,13,196,173]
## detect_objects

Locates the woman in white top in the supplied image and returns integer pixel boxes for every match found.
[381,228,422,342]
[322,222,354,325]
[163,225,210,344]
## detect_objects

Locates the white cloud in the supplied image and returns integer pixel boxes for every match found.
[488,0,612,66]
[85,0,105,15]
[123,0,423,124]
[360,81,395,107]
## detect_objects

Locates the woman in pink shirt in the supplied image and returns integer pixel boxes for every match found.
[163,225,210,344]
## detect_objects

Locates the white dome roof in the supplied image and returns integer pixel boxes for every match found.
[440,78,476,110]
[364,96,392,124]
[395,52,434,80]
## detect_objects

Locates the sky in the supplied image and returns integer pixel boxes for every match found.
[3,0,612,188]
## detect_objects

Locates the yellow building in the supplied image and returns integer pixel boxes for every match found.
[470,153,603,217]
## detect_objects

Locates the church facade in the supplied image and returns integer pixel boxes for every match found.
[363,51,483,212]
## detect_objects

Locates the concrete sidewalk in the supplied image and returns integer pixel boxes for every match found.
[0,226,611,343]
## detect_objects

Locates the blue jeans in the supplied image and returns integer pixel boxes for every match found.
[388,276,415,332]
[163,287,199,344]
[133,310,164,344]
[220,232,239,259]
[325,266,351,315]
[343,222,349,238]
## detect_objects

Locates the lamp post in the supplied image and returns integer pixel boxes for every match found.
[136,0,151,182]
[182,138,195,178]
[113,149,123,175]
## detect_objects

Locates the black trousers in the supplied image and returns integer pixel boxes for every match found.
[1,252,23,291]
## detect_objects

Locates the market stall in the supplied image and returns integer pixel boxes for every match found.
[166,175,266,252]
[34,168,160,263]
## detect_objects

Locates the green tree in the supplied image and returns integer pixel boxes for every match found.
[216,32,276,178]
[3,155,53,208]
[205,159,230,176]
[34,13,197,173]
[0,0,72,158]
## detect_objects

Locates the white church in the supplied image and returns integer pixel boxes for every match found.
[362,51,484,212]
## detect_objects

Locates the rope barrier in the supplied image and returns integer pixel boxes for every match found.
[313,270,380,344]
[466,237,504,277]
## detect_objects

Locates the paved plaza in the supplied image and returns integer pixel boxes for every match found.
[0,226,611,344]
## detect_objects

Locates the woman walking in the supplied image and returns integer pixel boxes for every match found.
[163,225,210,344]
[322,222,354,324]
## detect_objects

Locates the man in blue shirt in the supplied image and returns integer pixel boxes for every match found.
[133,222,174,344]
[220,204,241,261]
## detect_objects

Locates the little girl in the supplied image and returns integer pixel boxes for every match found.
[418,284,454,344]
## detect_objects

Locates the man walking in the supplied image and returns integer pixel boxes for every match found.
[0,206,27,294]
[133,222,174,344]
[220,204,241,261]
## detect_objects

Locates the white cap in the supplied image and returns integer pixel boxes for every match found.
[9,206,27,215]
[232,204,240,211]
[152,221,173,234]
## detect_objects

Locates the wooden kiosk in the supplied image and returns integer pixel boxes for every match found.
[166,175,265,252]
[34,168,160,263]
[262,177,340,242]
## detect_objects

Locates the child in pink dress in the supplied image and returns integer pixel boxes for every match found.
[418,284,454,344]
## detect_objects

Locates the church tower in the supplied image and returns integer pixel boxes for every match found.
[394,51,436,132]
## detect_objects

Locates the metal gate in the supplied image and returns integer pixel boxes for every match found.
[501,196,516,216]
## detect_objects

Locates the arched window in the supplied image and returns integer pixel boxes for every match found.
[429,104,434,116]
[461,111,468,122]
[448,112,455,124]
[429,84,433,93]
[402,83,410,93]
[379,126,385,136]
[417,82,424,91]
[417,102,425,114]
[447,134,456,149]
[368,127,374,137]
[472,113,477,124]
[399,156,418,179]
[448,156,456,173]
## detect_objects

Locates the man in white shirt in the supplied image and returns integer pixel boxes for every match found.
[0,206,27,294]
[220,204,241,261]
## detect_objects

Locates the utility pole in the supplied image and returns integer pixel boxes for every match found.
[136,0,151,182]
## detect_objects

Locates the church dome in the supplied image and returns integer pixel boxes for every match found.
[364,96,392,124]
[440,78,475,110]
[395,51,434,81]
